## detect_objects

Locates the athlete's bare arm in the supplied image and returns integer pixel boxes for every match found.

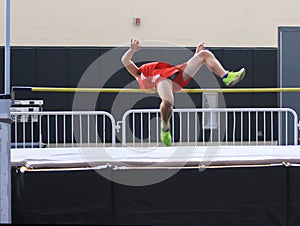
[121,39,142,78]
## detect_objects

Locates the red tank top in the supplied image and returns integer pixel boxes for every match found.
[137,62,180,89]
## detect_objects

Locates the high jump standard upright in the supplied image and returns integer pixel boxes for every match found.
[0,0,11,223]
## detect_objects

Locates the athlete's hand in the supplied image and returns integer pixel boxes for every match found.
[130,39,142,52]
[195,42,205,54]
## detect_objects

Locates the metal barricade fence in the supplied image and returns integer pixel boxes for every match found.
[11,111,116,148]
[120,108,299,147]
[11,108,299,148]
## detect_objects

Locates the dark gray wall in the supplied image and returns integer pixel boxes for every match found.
[278,27,300,144]
[1,46,278,112]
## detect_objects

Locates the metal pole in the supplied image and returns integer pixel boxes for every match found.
[0,97,11,224]
[5,0,10,95]
[0,0,12,223]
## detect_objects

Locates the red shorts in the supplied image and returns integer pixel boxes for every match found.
[137,62,191,92]
[170,62,191,92]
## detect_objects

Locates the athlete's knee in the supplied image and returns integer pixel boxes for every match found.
[195,49,214,61]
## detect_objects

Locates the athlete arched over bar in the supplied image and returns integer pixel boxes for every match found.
[121,39,245,146]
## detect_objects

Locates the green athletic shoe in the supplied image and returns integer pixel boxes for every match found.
[223,68,246,87]
[160,122,172,146]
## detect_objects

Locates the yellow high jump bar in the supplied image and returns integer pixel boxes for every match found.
[11,86,300,93]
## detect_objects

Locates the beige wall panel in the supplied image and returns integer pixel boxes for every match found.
[0,0,300,47]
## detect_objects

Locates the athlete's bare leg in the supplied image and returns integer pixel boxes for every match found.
[157,79,174,130]
[182,47,227,81]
